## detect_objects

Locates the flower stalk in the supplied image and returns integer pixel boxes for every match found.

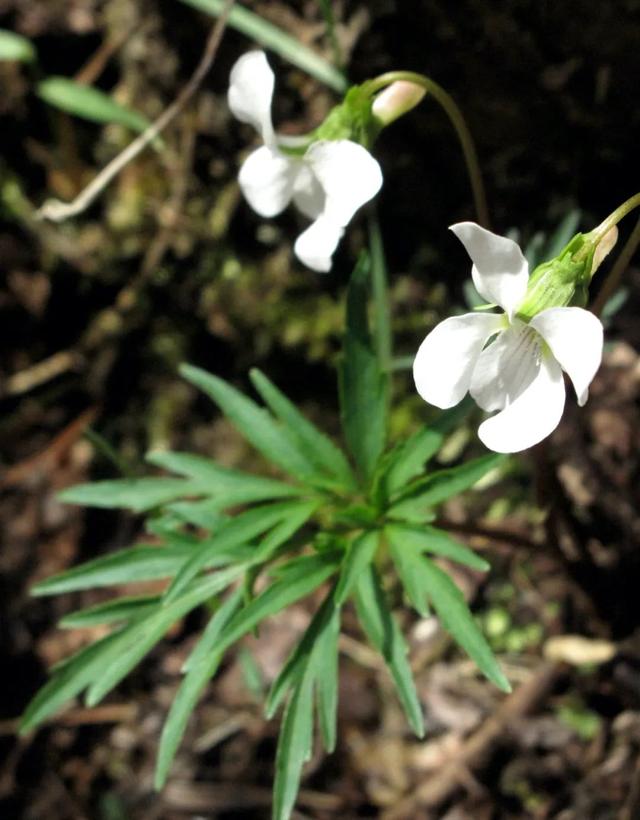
[366,70,490,228]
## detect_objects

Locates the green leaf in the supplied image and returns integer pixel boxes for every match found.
[386,523,490,572]
[155,588,244,787]
[390,453,504,517]
[383,426,445,496]
[32,543,194,596]
[180,364,317,482]
[273,672,314,820]
[335,531,380,605]
[58,477,201,512]
[418,557,510,692]
[177,0,347,92]
[250,500,319,565]
[164,501,302,603]
[354,566,424,736]
[312,605,340,753]
[249,369,356,490]
[59,595,159,628]
[37,77,151,132]
[85,568,243,707]
[339,254,388,482]
[368,213,392,370]
[0,29,36,62]
[265,589,337,719]
[387,534,430,617]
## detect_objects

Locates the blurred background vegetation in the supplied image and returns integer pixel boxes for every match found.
[2,1,640,818]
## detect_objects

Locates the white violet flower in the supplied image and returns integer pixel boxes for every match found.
[413,222,604,453]
[228,51,383,272]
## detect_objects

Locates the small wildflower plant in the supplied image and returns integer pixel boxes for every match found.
[19,27,640,820]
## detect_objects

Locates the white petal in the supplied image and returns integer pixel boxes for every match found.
[228,51,276,145]
[450,222,529,318]
[294,217,344,272]
[530,307,603,406]
[305,140,383,227]
[238,146,298,217]
[413,313,503,409]
[470,321,541,412]
[292,163,325,220]
[478,354,565,453]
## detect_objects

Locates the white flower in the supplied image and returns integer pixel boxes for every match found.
[228,51,383,272]
[413,222,604,453]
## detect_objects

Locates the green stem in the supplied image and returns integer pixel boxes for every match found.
[587,192,640,244]
[366,71,490,229]
[591,214,640,318]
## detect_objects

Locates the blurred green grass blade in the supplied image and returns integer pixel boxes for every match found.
[59,595,159,628]
[335,530,379,604]
[339,254,388,482]
[316,0,342,69]
[273,672,314,820]
[249,369,356,490]
[178,0,347,92]
[37,76,151,132]
[155,588,243,787]
[386,523,490,572]
[355,566,424,737]
[369,214,392,370]
[419,557,511,692]
[0,29,36,62]
[180,364,318,482]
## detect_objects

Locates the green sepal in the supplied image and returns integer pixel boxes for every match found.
[314,84,376,147]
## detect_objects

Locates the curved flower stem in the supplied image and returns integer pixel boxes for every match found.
[367,71,490,228]
[587,192,640,244]
[591,215,640,318]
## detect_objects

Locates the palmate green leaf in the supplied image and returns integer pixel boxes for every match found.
[389,452,504,520]
[386,523,489,572]
[32,543,194,596]
[164,500,304,603]
[0,29,36,62]
[178,0,347,92]
[180,364,319,483]
[250,500,320,565]
[59,594,159,628]
[22,571,237,732]
[339,254,388,483]
[37,77,151,132]
[249,369,356,491]
[383,426,444,496]
[58,477,201,513]
[85,567,243,707]
[273,671,314,820]
[155,552,339,788]
[419,557,511,692]
[354,566,424,737]
[335,530,380,605]
[154,588,243,787]
[265,589,337,719]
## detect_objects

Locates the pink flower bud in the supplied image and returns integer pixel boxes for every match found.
[371,81,426,126]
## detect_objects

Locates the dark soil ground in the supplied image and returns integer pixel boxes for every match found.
[1,1,640,818]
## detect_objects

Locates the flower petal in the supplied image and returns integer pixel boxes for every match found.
[292,163,325,220]
[238,146,298,218]
[413,313,503,409]
[530,306,603,406]
[478,354,565,453]
[470,320,541,412]
[294,217,344,272]
[228,51,275,145]
[450,222,529,318]
[304,140,383,227]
